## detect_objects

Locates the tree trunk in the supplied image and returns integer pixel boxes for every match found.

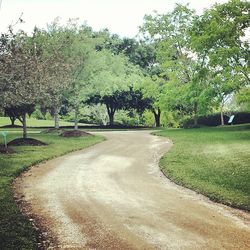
[10,117,15,126]
[153,107,161,127]
[106,104,115,126]
[194,116,198,127]
[220,106,225,126]
[22,113,27,139]
[193,102,198,127]
[108,112,114,126]
[54,107,60,129]
[74,107,79,130]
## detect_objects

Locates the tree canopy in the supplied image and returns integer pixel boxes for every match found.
[1,0,249,132]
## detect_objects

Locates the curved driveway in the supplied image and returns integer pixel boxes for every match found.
[15,131,250,249]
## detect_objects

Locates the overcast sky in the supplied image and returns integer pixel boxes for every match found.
[0,0,229,37]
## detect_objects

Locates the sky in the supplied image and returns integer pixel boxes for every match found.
[0,0,229,37]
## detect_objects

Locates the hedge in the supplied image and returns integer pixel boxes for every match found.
[182,112,250,128]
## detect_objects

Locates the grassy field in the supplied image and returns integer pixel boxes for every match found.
[0,130,104,249]
[156,124,250,211]
[0,116,87,127]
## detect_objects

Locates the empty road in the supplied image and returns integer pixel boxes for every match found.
[14,131,250,249]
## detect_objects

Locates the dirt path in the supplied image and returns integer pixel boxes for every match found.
[14,131,250,249]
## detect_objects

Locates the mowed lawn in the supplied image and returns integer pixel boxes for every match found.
[0,116,88,127]
[0,130,104,249]
[156,124,250,211]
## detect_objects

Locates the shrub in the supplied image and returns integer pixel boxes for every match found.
[182,112,250,128]
[182,113,229,128]
[199,114,229,126]
[231,112,250,125]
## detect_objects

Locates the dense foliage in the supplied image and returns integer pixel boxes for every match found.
[0,0,249,131]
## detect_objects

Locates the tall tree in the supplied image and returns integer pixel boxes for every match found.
[190,0,250,124]
[94,30,163,125]
[86,50,142,125]
[36,22,74,129]
[140,4,213,125]
[191,0,249,83]
[138,76,164,127]
[63,22,97,130]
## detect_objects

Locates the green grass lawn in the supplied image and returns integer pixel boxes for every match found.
[0,130,104,249]
[156,124,250,211]
[0,116,87,127]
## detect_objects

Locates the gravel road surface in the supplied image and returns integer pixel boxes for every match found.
[14,131,250,249]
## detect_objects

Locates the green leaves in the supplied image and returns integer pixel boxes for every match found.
[236,87,250,111]
[140,0,250,125]
[190,0,250,82]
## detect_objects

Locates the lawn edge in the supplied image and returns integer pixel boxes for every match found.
[152,131,250,213]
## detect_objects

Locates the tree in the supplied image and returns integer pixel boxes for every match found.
[210,70,245,125]
[0,20,73,137]
[85,50,142,125]
[93,30,163,126]
[63,22,97,130]
[236,86,250,111]
[191,0,250,83]
[4,108,16,126]
[4,105,35,135]
[86,86,151,126]
[140,4,213,126]
[190,0,250,125]
[35,22,74,129]
[86,91,125,126]
[0,30,46,138]
[119,40,164,126]
[137,76,164,127]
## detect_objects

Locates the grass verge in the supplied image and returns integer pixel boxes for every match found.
[0,130,104,249]
[155,124,250,211]
[0,116,87,127]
